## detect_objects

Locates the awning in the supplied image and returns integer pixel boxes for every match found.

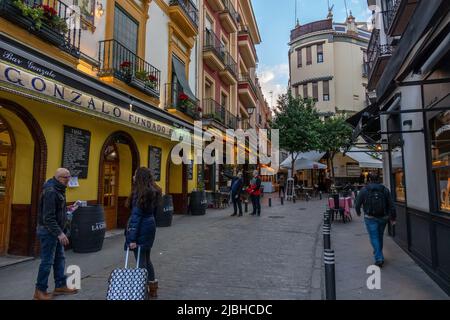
[172,56,196,101]
[345,148,383,169]
[281,152,327,171]
[346,103,381,143]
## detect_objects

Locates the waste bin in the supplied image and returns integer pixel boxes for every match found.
[71,205,106,253]
[189,191,208,216]
[155,195,174,228]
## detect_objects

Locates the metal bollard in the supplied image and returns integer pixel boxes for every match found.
[281,196,284,205]
[323,224,331,250]
[245,201,248,213]
[320,191,323,200]
[293,196,296,203]
[324,250,336,300]
[269,198,272,207]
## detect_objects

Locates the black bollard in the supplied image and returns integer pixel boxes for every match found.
[269,198,272,207]
[320,191,323,200]
[281,196,284,205]
[293,196,296,203]
[245,201,248,213]
[324,250,336,300]
[323,224,331,250]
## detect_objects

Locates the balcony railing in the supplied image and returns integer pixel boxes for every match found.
[165,83,201,120]
[223,51,238,79]
[290,19,333,41]
[239,73,258,96]
[98,39,161,98]
[202,99,237,129]
[221,0,239,26]
[362,63,368,78]
[382,0,402,35]
[241,120,251,130]
[0,0,81,57]
[366,29,394,80]
[204,28,225,60]
[169,0,199,28]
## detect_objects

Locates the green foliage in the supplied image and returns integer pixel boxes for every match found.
[13,0,68,33]
[318,115,353,155]
[271,91,323,155]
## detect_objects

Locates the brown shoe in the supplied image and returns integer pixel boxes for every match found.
[53,286,79,296]
[33,289,53,300]
[148,280,158,299]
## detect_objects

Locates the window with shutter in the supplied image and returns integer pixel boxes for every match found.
[306,46,312,65]
[312,82,318,101]
[323,80,330,101]
[297,49,302,68]
[317,44,324,63]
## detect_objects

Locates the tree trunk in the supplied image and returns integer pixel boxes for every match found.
[330,153,336,182]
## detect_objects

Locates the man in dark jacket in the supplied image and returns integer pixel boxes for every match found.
[355,173,396,268]
[34,168,78,300]
[230,172,244,217]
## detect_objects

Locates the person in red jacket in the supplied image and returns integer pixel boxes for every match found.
[247,170,262,216]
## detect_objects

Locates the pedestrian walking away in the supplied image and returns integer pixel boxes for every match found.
[355,173,396,268]
[223,171,244,217]
[34,168,79,300]
[125,167,161,298]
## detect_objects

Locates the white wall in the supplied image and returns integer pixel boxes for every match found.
[400,84,430,212]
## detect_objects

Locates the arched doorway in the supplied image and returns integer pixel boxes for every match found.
[0,98,47,257]
[98,132,140,230]
[166,147,188,215]
[0,116,14,255]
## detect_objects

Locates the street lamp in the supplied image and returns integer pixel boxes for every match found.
[247,106,255,116]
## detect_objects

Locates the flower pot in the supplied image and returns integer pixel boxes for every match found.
[34,23,65,47]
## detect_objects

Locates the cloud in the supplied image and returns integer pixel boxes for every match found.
[257,64,290,109]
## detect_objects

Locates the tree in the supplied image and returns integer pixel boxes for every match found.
[319,116,353,181]
[271,91,322,177]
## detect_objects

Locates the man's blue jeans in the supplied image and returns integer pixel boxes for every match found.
[364,217,388,263]
[36,226,67,292]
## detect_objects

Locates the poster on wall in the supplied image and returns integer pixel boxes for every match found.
[62,126,91,179]
[148,146,162,182]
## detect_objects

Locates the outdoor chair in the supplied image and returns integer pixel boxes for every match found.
[331,194,345,222]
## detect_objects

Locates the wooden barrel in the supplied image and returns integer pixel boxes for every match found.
[155,195,174,228]
[71,206,106,253]
[189,191,208,216]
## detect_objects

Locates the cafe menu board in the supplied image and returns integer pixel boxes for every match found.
[149,146,162,182]
[62,126,91,179]
[188,160,194,180]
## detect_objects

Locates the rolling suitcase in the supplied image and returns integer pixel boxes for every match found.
[106,247,148,300]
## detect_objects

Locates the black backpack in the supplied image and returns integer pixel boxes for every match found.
[367,185,387,217]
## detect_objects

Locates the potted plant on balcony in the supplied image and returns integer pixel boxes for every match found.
[119,61,132,82]
[146,74,158,90]
[12,1,68,46]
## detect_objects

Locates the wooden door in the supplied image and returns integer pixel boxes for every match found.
[102,161,119,230]
[0,148,12,255]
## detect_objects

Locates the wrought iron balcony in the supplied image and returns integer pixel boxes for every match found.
[203,28,226,70]
[222,50,238,80]
[366,29,394,90]
[382,0,418,37]
[220,0,239,33]
[0,0,81,57]
[202,99,237,129]
[169,0,199,29]
[165,83,201,120]
[98,39,161,98]
[240,120,251,131]
[239,73,258,97]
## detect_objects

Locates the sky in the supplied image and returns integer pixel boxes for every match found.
[253,0,373,109]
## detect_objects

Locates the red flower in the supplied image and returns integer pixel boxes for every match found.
[179,93,189,101]
[120,61,131,68]
[40,4,57,17]
[148,75,158,82]
[197,107,202,112]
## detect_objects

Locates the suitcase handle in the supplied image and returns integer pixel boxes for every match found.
[125,246,141,269]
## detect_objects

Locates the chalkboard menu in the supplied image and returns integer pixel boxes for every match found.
[148,146,162,182]
[187,160,194,180]
[62,126,91,179]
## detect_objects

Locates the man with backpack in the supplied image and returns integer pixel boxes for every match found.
[355,173,396,268]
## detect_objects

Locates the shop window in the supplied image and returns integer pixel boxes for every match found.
[390,146,405,203]
[430,111,450,212]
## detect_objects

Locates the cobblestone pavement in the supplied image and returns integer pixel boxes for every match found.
[0,197,325,300]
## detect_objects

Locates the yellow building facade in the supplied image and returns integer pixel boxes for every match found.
[0,0,199,257]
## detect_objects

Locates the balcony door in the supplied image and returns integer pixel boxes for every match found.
[101,145,120,230]
[114,4,139,54]
[0,117,13,255]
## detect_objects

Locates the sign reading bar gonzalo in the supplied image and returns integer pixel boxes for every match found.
[0,61,175,139]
